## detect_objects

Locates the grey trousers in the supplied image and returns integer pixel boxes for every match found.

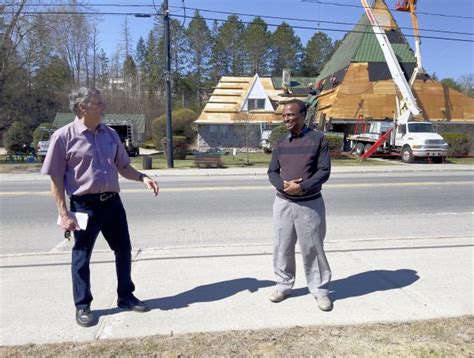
[273,194,331,298]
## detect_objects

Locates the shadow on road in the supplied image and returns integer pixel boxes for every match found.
[291,269,419,302]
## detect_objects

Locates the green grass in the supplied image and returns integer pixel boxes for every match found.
[1,153,471,172]
[129,152,396,170]
[444,157,474,165]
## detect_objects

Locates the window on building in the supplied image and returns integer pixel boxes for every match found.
[219,126,228,138]
[248,98,266,111]
[209,125,218,139]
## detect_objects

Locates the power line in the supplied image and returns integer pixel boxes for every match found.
[5,10,473,43]
[11,1,474,20]
[170,5,474,37]
[5,3,473,36]
[171,13,474,43]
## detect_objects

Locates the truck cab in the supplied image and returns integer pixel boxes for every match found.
[395,122,448,163]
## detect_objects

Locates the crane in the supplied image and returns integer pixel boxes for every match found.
[347,1,448,162]
[360,0,421,125]
[395,0,424,85]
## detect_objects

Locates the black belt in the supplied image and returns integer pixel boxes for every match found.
[70,192,118,202]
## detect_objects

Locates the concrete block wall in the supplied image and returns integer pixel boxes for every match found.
[196,124,263,150]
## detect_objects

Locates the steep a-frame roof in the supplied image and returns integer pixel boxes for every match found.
[317,0,416,81]
[196,76,314,124]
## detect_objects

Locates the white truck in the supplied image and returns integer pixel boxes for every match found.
[349,0,448,163]
[37,120,140,160]
[348,120,448,163]
[106,120,140,157]
[36,127,56,163]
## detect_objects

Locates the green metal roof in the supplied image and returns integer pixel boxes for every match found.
[317,5,416,80]
[353,30,416,63]
[271,77,318,89]
[53,113,146,133]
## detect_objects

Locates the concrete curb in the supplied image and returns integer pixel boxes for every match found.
[0,164,472,181]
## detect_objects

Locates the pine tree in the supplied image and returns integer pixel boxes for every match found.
[135,36,147,72]
[209,20,222,83]
[301,32,333,76]
[270,22,303,76]
[243,17,270,76]
[187,10,212,106]
[144,30,161,95]
[215,15,246,76]
[123,55,137,91]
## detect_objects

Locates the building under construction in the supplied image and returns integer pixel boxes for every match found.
[313,0,474,139]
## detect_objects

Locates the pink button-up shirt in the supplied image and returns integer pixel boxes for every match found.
[41,117,130,196]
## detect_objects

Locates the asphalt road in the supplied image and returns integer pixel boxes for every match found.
[0,171,472,255]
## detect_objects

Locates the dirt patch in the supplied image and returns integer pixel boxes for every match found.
[1,316,472,357]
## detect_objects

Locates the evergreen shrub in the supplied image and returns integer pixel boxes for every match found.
[441,133,471,157]
[3,122,32,153]
[152,108,197,150]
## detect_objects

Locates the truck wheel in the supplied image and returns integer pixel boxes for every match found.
[355,143,365,156]
[364,143,372,154]
[401,146,414,163]
[39,156,45,163]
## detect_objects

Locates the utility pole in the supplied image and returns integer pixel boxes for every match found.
[164,0,174,167]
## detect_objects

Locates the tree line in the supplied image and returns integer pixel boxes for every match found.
[1,1,472,146]
[1,2,338,141]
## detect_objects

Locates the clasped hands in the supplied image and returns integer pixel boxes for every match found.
[283,178,303,196]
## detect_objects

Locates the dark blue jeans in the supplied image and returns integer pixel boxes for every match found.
[70,194,135,308]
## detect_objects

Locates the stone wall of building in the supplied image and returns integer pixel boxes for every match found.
[196,124,269,150]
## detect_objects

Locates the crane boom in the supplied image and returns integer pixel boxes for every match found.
[360,0,421,122]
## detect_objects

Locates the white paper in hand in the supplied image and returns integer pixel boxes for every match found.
[56,212,88,230]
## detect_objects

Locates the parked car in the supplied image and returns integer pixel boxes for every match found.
[36,127,55,163]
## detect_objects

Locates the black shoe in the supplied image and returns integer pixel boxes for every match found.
[76,307,94,327]
[117,296,150,312]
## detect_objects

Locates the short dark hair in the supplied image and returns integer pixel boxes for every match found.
[284,99,307,117]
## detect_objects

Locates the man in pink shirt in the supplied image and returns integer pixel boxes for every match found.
[42,87,159,327]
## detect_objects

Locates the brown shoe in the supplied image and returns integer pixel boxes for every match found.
[269,291,288,303]
[316,295,333,311]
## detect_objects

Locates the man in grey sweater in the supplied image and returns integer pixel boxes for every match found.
[267,99,333,311]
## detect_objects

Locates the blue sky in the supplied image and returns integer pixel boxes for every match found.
[96,0,473,80]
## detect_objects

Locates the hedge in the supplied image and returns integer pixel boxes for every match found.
[325,134,344,158]
[269,125,288,148]
[3,121,32,153]
[152,108,197,150]
[441,133,471,157]
[161,135,188,160]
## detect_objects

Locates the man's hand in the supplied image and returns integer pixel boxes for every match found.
[59,213,79,233]
[283,178,303,195]
[143,176,159,196]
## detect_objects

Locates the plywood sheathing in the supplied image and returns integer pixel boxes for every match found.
[317,62,474,122]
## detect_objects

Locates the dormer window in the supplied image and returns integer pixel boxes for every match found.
[248,98,265,111]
